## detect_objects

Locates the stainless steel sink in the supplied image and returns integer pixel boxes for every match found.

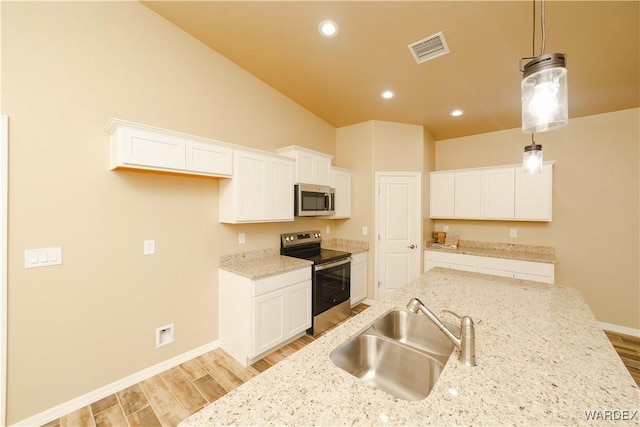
[329,334,446,401]
[369,309,457,359]
[329,309,456,401]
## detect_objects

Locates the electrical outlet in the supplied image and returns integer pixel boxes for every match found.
[238,233,246,244]
[443,225,450,232]
[510,229,518,238]
[362,226,368,235]
[143,240,155,255]
[156,324,174,348]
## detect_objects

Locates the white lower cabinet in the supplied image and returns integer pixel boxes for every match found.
[477,256,555,284]
[350,252,367,305]
[219,267,312,367]
[424,251,478,273]
[424,250,555,284]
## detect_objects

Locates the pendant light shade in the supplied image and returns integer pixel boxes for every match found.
[521,54,568,133]
[523,142,543,174]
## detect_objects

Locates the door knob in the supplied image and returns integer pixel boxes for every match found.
[407,244,416,249]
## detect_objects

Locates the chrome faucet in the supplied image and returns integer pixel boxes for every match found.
[406,298,476,367]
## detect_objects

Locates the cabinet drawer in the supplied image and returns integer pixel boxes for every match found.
[425,251,478,267]
[253,267,311,297]
[478,257,553,277]
[351,252,367,265]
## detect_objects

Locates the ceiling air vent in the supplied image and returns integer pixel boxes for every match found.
[408,31,449,64]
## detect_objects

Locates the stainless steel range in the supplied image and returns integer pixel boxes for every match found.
[280,231,351,336]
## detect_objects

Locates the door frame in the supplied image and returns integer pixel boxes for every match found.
[373,171,422,302]
[1,114,8,426]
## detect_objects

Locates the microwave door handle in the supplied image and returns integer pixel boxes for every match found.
[324,193,330,210]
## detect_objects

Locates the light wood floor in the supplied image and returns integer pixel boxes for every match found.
[43,304,370,427]
[604,330,640,387]
[41,308,640,427]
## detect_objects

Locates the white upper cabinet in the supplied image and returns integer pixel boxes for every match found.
[483,167,515,219]
[430,172,455,218]
[429,162,553,221]
[331,167,352,219]
[515,163,553,220]
[454,170,482,218]
[106,119,232,177]
[277,145,333,186]
[219,148,294,223]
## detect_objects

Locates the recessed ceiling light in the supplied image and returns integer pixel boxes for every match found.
[450,109,464,117]
[318,20,339,38]
[381,90,395,99]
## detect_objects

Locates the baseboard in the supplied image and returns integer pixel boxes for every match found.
[600,321,640,337]
[12,340,219,427]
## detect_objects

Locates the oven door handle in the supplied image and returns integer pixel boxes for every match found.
[314,257,352,271]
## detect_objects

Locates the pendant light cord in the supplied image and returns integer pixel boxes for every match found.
[532,0,547,56]
[531,0,547,56]
[540,0,546,56]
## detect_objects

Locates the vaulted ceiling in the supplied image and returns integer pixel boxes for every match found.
[143,1,639,140]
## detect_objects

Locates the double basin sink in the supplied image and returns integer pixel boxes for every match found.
[329,309,457,401]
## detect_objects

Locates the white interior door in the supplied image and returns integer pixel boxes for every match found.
[376,172,421,301]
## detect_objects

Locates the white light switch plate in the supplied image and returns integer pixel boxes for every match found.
[24,247,62,268]
[144,240,155,255]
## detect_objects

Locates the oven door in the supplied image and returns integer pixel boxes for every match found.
[313,257,351,316]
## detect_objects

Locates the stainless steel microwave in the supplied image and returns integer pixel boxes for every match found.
[295,184,335,217]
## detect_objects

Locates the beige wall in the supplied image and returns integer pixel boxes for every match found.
[434,108,640,330]
[335,120,425,300]
[2,2,336,423]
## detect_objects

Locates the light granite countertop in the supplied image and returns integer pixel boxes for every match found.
[219,249,312,280]
[322,238,369,254]
[219,239,368,279]
[425,240,559,264]
[181,269,639,426]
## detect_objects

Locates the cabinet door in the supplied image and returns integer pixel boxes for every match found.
[294,152,315,184]
[185,140,232,176]
[312,157,332,186]
[237,152,268,221]
[331,168,352,218]
[268,157,294,221]
[350,254,367,304]
[287,280,312,336]
[515,164,552,221]
[253,289,286,357]
[119,127,185,170]
[454,171,482,218]
[483,167,515,219]
[430,172,455,218]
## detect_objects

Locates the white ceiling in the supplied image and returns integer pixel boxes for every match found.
[143,1,639,140]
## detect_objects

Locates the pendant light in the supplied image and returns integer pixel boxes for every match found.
[520,0,568,134]
[523,135,543,174]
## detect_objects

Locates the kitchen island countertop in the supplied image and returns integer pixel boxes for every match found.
[182,269,639,426]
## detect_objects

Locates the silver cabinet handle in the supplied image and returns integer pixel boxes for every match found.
[407,244,416,249]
